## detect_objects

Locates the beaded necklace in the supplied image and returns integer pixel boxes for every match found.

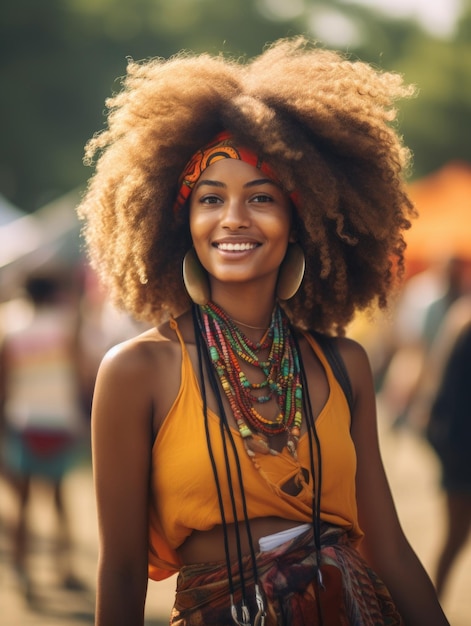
[199,301,303,458]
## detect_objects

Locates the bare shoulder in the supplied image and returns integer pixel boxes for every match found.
[334,335,370,367]
[98,318,185,380]
[95,312,193,430]
[329,335,373,401]
[335,337,368,360]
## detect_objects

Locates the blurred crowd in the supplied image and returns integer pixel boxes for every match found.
[357,253,471,602]
[0,261,146,607]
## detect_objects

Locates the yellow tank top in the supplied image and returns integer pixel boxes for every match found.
[148,320,363,580]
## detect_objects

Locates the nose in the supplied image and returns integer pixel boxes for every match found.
[220,198,251,230]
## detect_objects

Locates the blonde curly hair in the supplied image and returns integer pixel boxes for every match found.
[77,36,416,334]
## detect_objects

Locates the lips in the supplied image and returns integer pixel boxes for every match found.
[214,242,259,251]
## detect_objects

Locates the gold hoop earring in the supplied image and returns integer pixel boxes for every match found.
[277,243,305,300]
[183,248,210,305]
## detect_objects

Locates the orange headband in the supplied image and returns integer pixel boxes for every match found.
[173,131,291,211]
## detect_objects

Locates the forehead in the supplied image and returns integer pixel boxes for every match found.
[196,157,274,183]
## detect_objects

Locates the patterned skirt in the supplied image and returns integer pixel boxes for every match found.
[170,523,403,626]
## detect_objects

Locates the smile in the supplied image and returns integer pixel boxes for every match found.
[215,242,259,251]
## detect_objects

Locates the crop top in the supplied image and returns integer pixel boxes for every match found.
[148,319,363,580]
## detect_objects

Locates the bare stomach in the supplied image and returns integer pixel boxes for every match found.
[176,517,307,564]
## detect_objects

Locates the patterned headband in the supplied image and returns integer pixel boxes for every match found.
[173,131,291,211]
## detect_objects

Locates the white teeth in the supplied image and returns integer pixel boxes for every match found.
[217,242,257,251]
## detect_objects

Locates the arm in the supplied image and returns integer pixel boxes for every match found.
[340,338,449,626]
[92,340,154,626]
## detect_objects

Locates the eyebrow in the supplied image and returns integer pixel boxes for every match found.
[194,177,277,190]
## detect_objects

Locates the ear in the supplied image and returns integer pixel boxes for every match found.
[288,230,297,244]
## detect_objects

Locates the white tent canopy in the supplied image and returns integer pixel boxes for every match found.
[0,189,81,270]
[0,194,25,227]
[0,189,82,300]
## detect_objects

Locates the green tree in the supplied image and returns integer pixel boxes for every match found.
[1,0,470,212]
[1,0,304,211]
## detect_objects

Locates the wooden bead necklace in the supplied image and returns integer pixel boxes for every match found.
[200,301,303,457]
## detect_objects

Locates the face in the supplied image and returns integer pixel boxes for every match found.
[189,158,294,295]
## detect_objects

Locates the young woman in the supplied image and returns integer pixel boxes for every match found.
[77,37,449,625]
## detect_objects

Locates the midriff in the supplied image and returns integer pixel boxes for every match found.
[176,516,307,564]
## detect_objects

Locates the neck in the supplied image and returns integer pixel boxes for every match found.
[211,299,276,340]
[209,284,277,332]
[230,317,268,331]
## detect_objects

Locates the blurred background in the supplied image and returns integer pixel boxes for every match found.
[1,0,471,624]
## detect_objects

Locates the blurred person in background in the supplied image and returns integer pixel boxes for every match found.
[378,255,471,431]
[421,256,471,349]
[427,313,471,599]
[0,269,88,601]
[408,293,471,600]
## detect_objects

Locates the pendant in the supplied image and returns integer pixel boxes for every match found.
[286,432,299,459]
[244,433,278,457]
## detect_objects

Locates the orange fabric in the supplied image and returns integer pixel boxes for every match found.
[405,161,471,265]
[148,320,363,580]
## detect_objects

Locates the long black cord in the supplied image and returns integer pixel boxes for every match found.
[193,305,262,624]
[293,331,325,625]
[193,309,236,601]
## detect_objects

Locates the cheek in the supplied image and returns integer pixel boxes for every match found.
[189,214,213,262]
[188,209,206,241]
[269,216,292,243]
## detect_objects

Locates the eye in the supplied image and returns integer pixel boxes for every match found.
[200,194,222,205]
[251,193,273,203]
